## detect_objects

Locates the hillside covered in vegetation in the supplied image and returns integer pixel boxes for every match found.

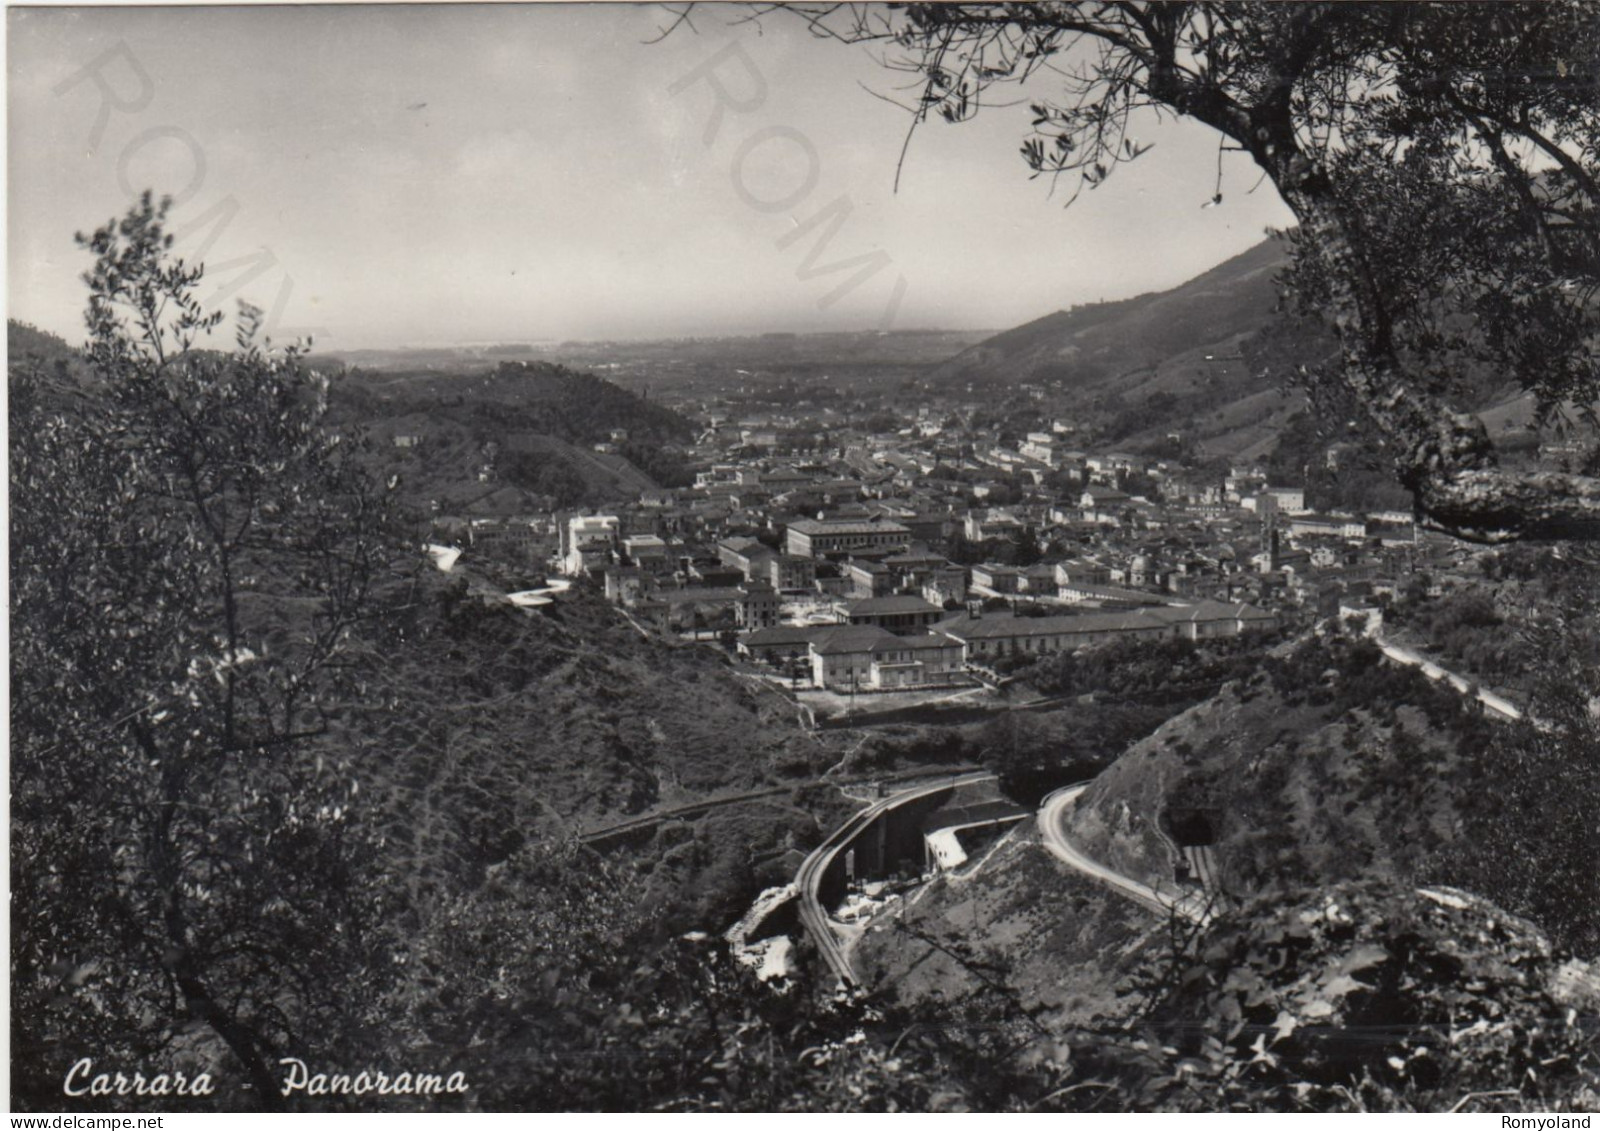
[329,359,697,508]
[1067,623,1600,957]
[348,571,844,926]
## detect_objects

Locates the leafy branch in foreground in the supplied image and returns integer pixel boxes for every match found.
[11,192,402,1109]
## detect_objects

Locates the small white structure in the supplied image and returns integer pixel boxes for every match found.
[925,828,968,870]
[425,544,463,573]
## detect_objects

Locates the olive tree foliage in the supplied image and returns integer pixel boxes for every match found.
[10,193,400,1108]
[381,840,988,1112]
[1427,561,1600,957]
[687,1,1600,541]
[1101,880,1600,1112]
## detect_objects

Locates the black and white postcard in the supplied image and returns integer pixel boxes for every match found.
[9,1,1599,1116]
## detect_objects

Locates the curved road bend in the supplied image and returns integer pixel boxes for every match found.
[1040,787,1599,1007]
[797,771,996,987]
[1038,785,1213,926]
[1028,632,1529,921]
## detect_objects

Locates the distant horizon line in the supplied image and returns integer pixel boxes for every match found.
[8,317,1002,354]
[12,229,1281,356]
[307,326,1003,354]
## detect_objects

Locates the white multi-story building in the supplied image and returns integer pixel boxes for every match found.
[784,518,910,559]
[1020,432,1058,466]
[1266,487,1308,514]
[562,514,620,576]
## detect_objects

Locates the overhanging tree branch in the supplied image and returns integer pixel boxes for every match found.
[722,2,1600,542]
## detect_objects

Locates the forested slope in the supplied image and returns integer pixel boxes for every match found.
[329,359,696,507]
[346,575,832,926]
[1066,624,1600,956]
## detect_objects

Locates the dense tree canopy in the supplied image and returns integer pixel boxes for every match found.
[710,1,1600,541]
[11,194,403,1107]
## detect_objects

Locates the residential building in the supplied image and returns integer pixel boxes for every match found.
[1020,433,1058,466]
[863,633,968,690]
[1020,563,1059,596]
[1290,514,1368,541]
[812,561,853,597]
[718,536,774,578]
[1267,486,1308,513]
[808,626,898,690]
[1055,581,1170,607]
[902,513,953,543]
[1055,559,1112,587]
[836,595,944,634]
[738,580,780,630]
[622,534,668,568]
[469,518,545,558]
[1081,486,1133,523]
[971,563,1022,594]
[603,566,648,606]
[806,626,966,691]
[766,553,817,593]
[882,548,955,590]
[964,509,1024,541]
[923,567,968,608]
[845,559,895,598]
[738,624,815,666]
[938,600,1276,661]
[761,467,814,493]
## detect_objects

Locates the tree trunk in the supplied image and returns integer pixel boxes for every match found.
[1272,158,1600,542]
[174,963,287,1111]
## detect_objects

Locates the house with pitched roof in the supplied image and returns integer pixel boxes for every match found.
[785,517,911,559]
[806,625,966,691]
[835,595,945,634]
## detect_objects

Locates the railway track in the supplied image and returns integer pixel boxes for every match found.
[795,771,995,986]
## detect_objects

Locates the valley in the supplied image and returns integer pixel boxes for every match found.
[12,223,1599,1113]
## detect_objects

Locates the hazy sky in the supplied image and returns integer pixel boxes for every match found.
[9,3,1296,349]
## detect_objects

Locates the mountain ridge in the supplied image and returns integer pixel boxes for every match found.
[934,236,1291,394]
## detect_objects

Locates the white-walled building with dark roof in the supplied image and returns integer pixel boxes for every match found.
[835,595,945,634]
[936,601,1276,661]
[784,517,911,558]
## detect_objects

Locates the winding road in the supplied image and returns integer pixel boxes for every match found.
[1037,784,1214,925]
[792,774,1206,986]
[1033,630,1547,926]
[778,622,1544,985]
[1372,632,1524,722]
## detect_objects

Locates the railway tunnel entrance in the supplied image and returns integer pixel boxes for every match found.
[1163,804,1223,892]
